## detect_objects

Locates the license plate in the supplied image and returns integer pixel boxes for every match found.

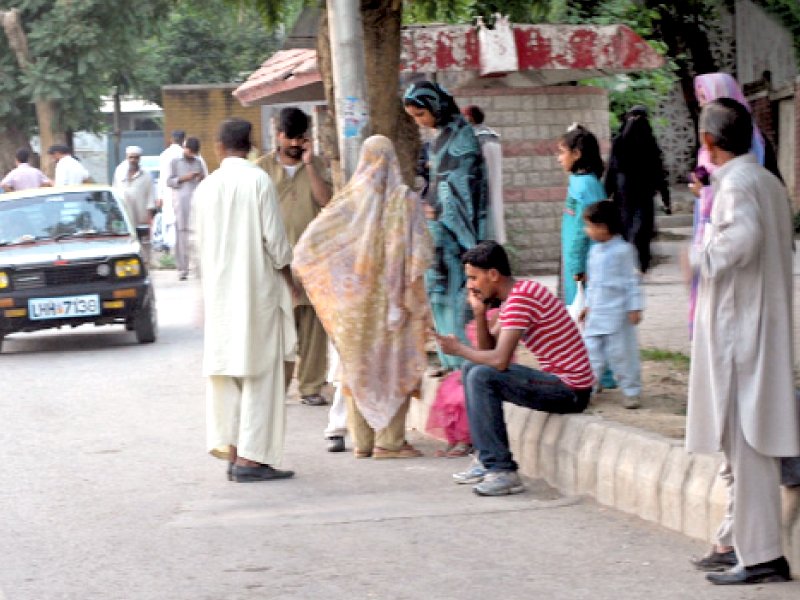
[28,295,101,320]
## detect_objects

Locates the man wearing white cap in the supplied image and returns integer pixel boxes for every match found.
[113,145,155,264]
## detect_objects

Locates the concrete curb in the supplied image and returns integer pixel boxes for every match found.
[410,377,800,573]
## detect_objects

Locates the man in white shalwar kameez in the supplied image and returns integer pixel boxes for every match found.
[194,118,297,483]
[686,98,800,585]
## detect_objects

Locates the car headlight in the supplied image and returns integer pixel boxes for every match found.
[115,258,141,278]
[0,271,8,289]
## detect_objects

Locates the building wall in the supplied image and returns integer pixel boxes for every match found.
[748,81,797,206]
[778,93,795,204]
[736,0,797,89]
[795,78,800,204]
[453,86,610,274]
[162,84,263,173]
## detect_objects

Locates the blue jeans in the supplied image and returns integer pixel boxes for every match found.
[463,362,591,472]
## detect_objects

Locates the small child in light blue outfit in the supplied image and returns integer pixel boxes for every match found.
[579,201,643,409]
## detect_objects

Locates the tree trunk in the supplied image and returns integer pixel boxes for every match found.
[317,1,419,190]
[317,8,343,191]
[361,0,419,186]
[0,8,64,178]
[0,127,31,176]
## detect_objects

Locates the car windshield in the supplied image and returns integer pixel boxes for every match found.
[0,190,130,246]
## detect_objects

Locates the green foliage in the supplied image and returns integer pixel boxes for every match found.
[0,0,300,139]
[404,0,552,25]
[157,251,177,270]
[542,1,678,133]
[134,0,288,105]
[229,0,305,29]
[0,0,172,135]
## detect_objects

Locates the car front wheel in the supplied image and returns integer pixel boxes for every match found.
[134,297,157,344]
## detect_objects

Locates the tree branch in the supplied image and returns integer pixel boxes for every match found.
[0,9,32,71]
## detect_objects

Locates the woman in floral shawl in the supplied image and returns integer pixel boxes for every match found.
[403,81,489,373]
[293,135,433,459]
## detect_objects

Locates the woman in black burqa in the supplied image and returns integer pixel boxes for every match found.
[604,106,670,273]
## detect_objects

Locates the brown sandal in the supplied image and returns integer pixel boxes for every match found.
[373,443,423,459]
[354,448,373,459]
[434,442,472,458]
[445,442,472,457]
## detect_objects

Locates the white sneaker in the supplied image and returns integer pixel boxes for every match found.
[623,395,641,409]
[473,471,525,496]
[453,457,487,485]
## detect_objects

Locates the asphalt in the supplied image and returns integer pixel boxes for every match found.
[2,227,800,598]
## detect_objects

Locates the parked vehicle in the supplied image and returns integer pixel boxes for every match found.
[0,185,157,352]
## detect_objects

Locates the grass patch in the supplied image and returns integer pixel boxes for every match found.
[641,347,691,369]
[156,252,176,270]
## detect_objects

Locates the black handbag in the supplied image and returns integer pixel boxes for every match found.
[781,456,800,488]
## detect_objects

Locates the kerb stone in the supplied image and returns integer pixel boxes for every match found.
[518,411,550,478]
[555,415,595,496]
[682,453,721,541]
[504,403,532,459]
[660,447,693,534]
[596,426,629,507]
[575,421,607,495]
[538,415,566,487]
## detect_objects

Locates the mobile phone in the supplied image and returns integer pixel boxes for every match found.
[692,165,711,186]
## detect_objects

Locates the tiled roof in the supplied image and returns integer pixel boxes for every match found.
[233,48,321,106]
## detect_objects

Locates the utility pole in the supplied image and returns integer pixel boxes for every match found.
[112,85,122,177]
[326,0,370,181]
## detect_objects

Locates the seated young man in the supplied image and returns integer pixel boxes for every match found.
[434,241,594,496]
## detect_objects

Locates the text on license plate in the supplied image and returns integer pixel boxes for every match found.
[28,295,101,320]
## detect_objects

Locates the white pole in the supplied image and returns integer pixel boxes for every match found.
[326,0,371,181]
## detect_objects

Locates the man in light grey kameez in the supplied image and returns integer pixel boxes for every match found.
[194,118,297,483]
[167,137,205,280]
[687,98,800,585]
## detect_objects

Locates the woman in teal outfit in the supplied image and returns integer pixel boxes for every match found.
[404,81,488,372]
[557,125,616,389]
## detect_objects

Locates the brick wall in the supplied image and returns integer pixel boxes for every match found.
[454,86,610,274]
[749,92,777,147]
[161,84,263,173]
[796,78,800,204]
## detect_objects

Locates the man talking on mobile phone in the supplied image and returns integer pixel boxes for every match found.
[256,108,332,408]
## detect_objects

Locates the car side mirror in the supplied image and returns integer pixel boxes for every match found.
[135,225,150,240]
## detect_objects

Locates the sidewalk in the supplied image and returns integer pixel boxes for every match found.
[410,229,800,573]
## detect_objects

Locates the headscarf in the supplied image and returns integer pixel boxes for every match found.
[689,72,767,336]
[694,73,766,166]
[293,135,433,430]
[403,81,460,128]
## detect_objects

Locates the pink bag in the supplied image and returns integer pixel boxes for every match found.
[425,309,508,445]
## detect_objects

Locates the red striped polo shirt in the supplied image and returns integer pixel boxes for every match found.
[500,279,594,389]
